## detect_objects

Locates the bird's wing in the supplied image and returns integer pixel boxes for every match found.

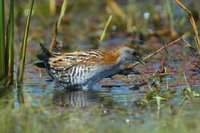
[48,50,106,71]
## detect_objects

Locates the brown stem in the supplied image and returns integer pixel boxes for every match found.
[175,0,200,48]
[50,21,58,51]
[125,37,182,70]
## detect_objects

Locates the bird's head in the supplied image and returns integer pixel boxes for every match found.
[116,44,145,65]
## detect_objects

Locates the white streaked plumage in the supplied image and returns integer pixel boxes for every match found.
[37,44,144,90]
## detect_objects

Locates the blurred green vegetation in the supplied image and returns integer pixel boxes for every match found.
[0,88,200,133]
[11,0,200,50]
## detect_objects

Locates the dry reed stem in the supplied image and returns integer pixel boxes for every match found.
[125,37,182,70]
[175,0,200,48]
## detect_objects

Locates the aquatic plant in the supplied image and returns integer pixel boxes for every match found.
[0,0,14,85]
[17,0,35,84]
[0,0,34,89]
[50,0,68,50]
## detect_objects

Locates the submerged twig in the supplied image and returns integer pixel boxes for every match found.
[175,0,200,48]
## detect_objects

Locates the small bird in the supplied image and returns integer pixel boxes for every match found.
[36,44,145,90]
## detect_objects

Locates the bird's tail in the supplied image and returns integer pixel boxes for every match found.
[37,43,52,61]
[35,43,52,68]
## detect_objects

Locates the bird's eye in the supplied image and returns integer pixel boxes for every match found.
[132,51,138,56]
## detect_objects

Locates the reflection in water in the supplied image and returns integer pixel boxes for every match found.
[52,90,101,107]
[52,85,121,108]
[16,84,25,105]
[52,82,140,108]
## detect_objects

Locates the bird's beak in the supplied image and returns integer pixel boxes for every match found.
[136,55,146,66]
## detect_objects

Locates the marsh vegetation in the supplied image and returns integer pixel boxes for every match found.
[0,0,200,132]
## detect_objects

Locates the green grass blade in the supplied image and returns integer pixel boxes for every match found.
[6,0,14,82]
[99,15,112,44]
[166,0,174,31]
[57,0,67,29]
[0,0,5,81]
[17,0,34,84]
[50,0,68,50]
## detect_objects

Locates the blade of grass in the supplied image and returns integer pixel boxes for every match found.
[166,0,174,32]
[0,0,5,81]
[17,0,34,84]
[50,0,68,50]
[99,15,112,44]
[6,0,14,83]
[57,0,67,29]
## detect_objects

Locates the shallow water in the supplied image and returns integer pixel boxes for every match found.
[17,49,200,110]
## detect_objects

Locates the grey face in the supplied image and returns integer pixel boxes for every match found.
[117,46,145,65]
